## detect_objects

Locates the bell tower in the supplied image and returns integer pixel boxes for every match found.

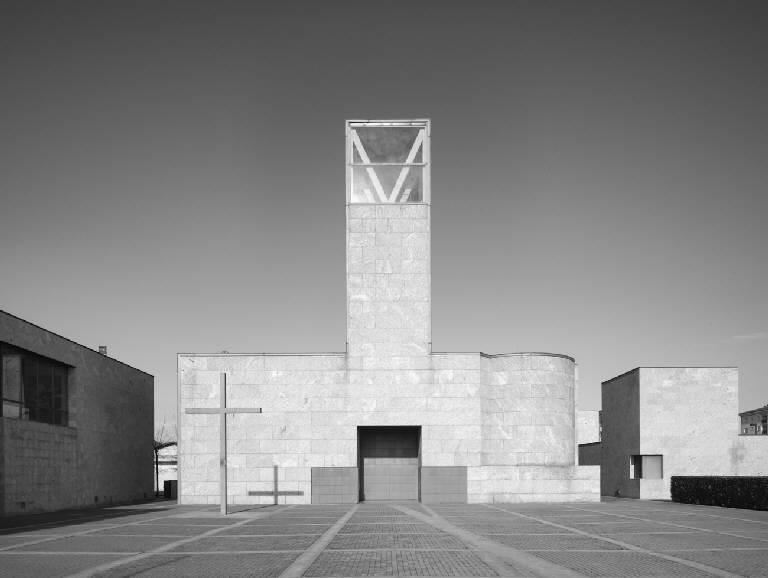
[345,120,431,360]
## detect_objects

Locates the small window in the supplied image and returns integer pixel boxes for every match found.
[630,454,663,479]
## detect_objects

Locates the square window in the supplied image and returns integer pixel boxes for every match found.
[630,454,663,479]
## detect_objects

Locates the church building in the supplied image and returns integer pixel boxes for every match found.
[178,120,599,505]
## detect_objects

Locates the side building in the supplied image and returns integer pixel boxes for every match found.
[600,367,765,500]
[1,310,154,515]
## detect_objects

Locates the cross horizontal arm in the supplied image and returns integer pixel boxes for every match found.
[185,408,263,414]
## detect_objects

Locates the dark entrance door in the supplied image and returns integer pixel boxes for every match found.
[358,426,420,501]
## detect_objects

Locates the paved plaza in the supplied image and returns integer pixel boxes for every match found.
[1,499,767,577]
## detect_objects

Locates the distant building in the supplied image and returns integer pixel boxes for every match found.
[156,444,178,493]
[740,404,768,435]
[1,310,154,515]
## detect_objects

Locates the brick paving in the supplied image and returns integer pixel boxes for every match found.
[0,500,767,576]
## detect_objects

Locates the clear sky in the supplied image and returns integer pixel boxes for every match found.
[2,1,766,429]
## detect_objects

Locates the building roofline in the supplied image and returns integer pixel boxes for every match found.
[177,352,347,357]
[603,366,738,386]
[177,351,576,362]
[1,309,154,377]
[739,406,768,417]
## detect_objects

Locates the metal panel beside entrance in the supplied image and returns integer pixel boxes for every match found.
[358,426,420,501]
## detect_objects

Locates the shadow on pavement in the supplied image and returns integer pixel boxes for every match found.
[0,500,176,534]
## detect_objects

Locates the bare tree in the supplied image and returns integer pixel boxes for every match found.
[154,421,177,497]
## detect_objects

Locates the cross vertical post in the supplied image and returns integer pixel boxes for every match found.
[184,371,262,515]
[219,373,227,515]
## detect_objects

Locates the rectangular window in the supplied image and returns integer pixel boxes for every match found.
[630,454,663,479]
[1,343,69,426]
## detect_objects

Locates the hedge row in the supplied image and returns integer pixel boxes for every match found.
[671,476,768,510]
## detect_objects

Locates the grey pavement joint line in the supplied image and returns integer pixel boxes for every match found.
[395,504,582,578]
[0,509,203,552]
[483,505,738,578]
[278,504,359,578]
[62,506,294,578]
[564,504,768,543]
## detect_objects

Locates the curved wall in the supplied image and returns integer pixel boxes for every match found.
[481,353,575,466]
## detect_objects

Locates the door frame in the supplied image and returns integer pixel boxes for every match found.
[357,425,422,502]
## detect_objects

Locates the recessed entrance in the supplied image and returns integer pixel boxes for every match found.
[357,426,421,501]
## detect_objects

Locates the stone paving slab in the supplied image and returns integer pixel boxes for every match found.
[527,551,717,577]
[487,534,626,551]
[0,553,126,578]
[394,551,499,576]
[569,521,692,534]
[609,531,768,551]
[13,535,179,553]
[304,550,394,576]
[328,533,397,549]
[169,535,320,552]
[0,535,44,548]
[94,552,300,578]
[141,517,240,525]
[340,523,397,534]
[351,516,416,524]
[449,523,558,534]
[2,500,768,577]
[671,549,768,577]
[92,524,214,537]
[218,524,332,536]
[393,534,468,550]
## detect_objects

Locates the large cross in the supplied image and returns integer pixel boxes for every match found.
[184,372,262,515]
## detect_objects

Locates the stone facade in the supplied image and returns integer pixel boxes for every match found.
[178,120,599,505]
[0,310,154,515]
[178,351,599,504]
[600,367,765,500]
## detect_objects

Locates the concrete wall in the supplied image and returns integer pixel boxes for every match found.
[728,435,767,476]
[578,442,601,466]
[1,311,154,515]
[601,369,640,498]
[576,410,600,444]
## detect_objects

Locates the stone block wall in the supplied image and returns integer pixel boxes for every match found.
[728,435,768,476]
[347,204,430,363]
[1,311,154,515]
[578,442,601,466]
[480,354,575,467]
[178,351,599,505]
[577,410,600,444]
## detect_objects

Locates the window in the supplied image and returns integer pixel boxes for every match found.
[347,120,430,204]
[630,455,663,479]
[1,343,69,426]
